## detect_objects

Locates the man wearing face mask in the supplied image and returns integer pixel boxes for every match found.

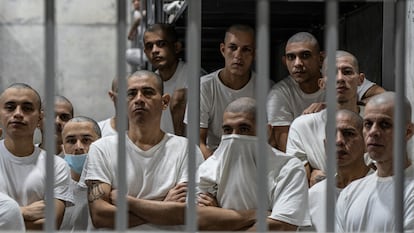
[60,116,101,231]
[196,97,310,231]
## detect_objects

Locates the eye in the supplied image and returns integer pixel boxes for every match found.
[242,47,253,53]
[228,44,238,51]
[127,89,138,99]
[363,121,373,129]
[286,54,295,61]
[239,126,251,134]
[222,126,232,134]
[155,40,168,48]
[380,121,392,129]
[142,88,156,97]
[342,130,355,138]
[341,68,354,76]
[81,137,93,144]
[59,114,71,122]
[22,104,35,112]
[301,52,311,59]
[4,103,16,111]
[65,138,77,145]
[144,42,154,50]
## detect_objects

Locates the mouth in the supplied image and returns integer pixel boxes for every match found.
[336,86,347,92]
[9,121,25,127]
[133,107,147,113]
[366,142,383,149]
[153,56,163,62]
[336,149,348,157]
[231,62,243,68]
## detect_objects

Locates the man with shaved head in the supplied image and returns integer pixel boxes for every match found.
[197,97,310,231]
[185,24,257,159]
[336,92,414,232]
[0,83,73,230]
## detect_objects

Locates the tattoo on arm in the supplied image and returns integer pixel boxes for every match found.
[88,181,105,203]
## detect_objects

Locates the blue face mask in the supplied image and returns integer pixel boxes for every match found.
[64,154,87,174]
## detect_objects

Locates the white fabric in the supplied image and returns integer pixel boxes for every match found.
[286,109,327,171]
[267,76,325,126]
[286,107,366,172]
[308,169,374,232]
[98,118,117,137]
[185,69,256,151]
[197,134,311,227]
[0,192,25,231]
[336,165,414,232]
[357,78,375,101]
[0,140,73,206]
[83,133,204,230]
[159,60,189,134]
[60,180,89,231]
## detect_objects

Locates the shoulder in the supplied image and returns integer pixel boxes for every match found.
[200,69,220,85]
[290,111,320,129]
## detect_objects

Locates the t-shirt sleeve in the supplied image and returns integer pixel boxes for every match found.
[335,190,347,233]
[83,143,114,186]
[269,158,311,227]
[54,157,74,205]
[199,82,212,129]
[286,120,309,164]
[267,86,294,126]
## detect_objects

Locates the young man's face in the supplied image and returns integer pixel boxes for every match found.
[0,88,42,139]
[335,113,365,168]
[220,30,255,77]
[126,75,169,125]
[284,41,322,85]
[222,111,256,136]
[143,30,178,72]
[62,121,99,155]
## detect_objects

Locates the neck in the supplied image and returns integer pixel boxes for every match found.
[5,137,35,157]
[127,123,165,151]
[158,61,179,82]
[298,81,321,94]
[337,162,370,188]
[337,99,359,113]
[376,156,411,177]
[110,116,117,131]
[219,69,251,90]
[71,170,81,182]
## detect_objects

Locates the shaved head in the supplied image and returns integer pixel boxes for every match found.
[224,97,256,121]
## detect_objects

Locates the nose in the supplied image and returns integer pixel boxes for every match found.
[367,123,381,138]
[293,56,303,66]
[336,131,345,146]
[234,47,242,59]
[13,106,24,118]
[336,70,345,82]
[74,140,85,154]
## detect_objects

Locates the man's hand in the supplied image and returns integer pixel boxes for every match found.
[20,200,45,221]
[302,102,326,115]
[197,193,219,207]
[310,169,326,187]
[163,183,187,202]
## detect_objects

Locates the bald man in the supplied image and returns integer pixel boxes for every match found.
[336,92,414,232]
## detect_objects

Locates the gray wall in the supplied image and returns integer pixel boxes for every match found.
[0,0,121,122]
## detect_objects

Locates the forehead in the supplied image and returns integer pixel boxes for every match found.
[55,100,72,113]
[223,111,255,124]
[224,30,255,46]
[144,30,167,42]
[336,55,356,69]
[128,75,159,89]
[336,114,357,129]
[285,41,318,54]
[0,88,39,106]
[62,121,96,137]
[364,102,393,120]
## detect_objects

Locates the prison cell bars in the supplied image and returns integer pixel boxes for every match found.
[42,0,408,232]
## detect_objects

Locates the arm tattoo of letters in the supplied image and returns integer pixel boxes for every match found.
[88,181,105,203]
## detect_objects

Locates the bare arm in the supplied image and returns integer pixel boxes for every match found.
[247,218,297,231]
[360,84,386,105]
[170,88,187,136]
[87,180,145,229]
[270,126,290,152]
[197,207,256,231]
[20,199,65,230]
[200,128,213,159]
[128,17,142,41]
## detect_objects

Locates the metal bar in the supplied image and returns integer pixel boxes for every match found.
[147,0,154,25]
[324,0,338,232]
[115,0,128,231]
[393,1,406,232]
[44,0,56,231]
[256,0,270,232]
[155,0,164,23]
[382,0,395,90]
[185,0,201,231]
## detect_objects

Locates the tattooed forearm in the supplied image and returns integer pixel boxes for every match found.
[87,181,106,203]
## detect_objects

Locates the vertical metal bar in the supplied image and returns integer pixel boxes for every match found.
[44,0,56,231]
[324,0,338,232]
[155,0,164,23]
[382,0,395,91]
[147,0,154,25]
[393,1,406,232]
[116,0,128,231]
[256,0,270,232]
[186,0,201,232]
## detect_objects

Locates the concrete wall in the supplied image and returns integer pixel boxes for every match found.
[0,0,121,122]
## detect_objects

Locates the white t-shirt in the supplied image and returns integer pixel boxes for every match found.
[336,165,414,232]
[0,140,73,206]
[185,69,256,151]
[83,133,204,230]
[197,134,311,227]
[286,109,327,171]
[0,192,25,230]
[357,78,375,101]
[98,118,117,138]
[267,76,325,127]
[60,180,89,231]
[159,60,189,134]
[308,169,374,232]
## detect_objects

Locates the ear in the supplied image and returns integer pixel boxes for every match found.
[282,55,287,67]
[406,122,414,141]
[38,110,44,126]
[358,73,365,86]
[109,90,116,101]
[161,94,170,110]
[174,41,183,54]
[220,42,225,57]
[319,51,326,67]
[318,77,326,89]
